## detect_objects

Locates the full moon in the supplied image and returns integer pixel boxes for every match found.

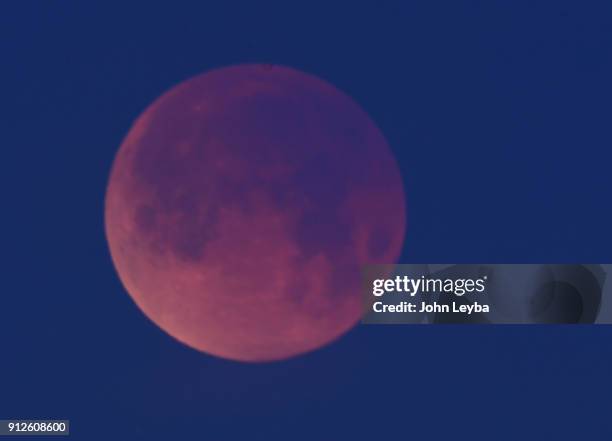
[105,64,406,362]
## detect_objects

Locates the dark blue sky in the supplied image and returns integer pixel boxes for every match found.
[2,2,612,439]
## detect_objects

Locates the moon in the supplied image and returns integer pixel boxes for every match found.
[105,64,406,362]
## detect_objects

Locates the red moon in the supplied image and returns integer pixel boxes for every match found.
[105,65,406,362]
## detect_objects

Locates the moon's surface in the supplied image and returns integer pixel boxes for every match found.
[105,64,406,362]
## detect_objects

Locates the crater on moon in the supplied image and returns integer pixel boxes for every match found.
[105,64,406,362]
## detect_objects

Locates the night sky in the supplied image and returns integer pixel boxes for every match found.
[3,2,612,440]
